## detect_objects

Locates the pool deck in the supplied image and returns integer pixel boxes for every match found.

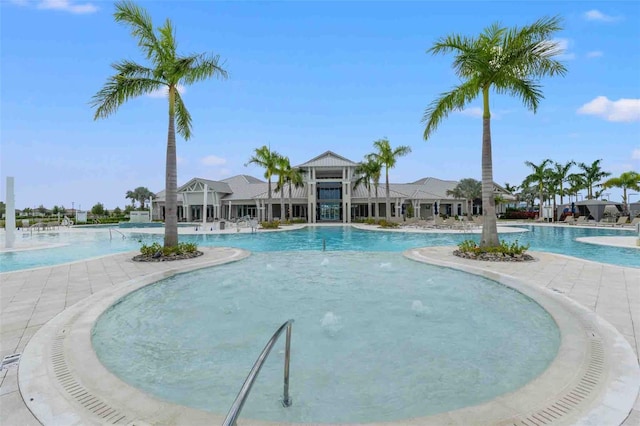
[0,225,639,425]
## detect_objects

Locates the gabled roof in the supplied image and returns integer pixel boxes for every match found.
[178,178,232,194]
[296,151,359,168]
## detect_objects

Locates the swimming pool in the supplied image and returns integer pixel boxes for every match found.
[92,252,560,423]
[1,225,638,272]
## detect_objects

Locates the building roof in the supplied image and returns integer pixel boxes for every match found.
[178,178,232,194]
[296,151,359,168]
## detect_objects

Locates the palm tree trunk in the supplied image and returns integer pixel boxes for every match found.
[539,185,544,222]
[288,183,293,221]
[367,186,372,219]
[385,169,391,220]
[164,88,178,248]
[267,180,273,222]
[280,190,285,222]
[374,185,379,218]
[480,89,499,247]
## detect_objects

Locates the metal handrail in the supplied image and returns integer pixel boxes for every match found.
[223,319,294,426]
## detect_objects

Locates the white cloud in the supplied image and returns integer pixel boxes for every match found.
[146,84,186,99]
[38,0,97,14]
[201,155,227,166]
[577,96,640,122]
[10,0,98,13]
[552,38,576,61]
[586,51,603,58]
[632,148,640,161]
[584,10,619,22]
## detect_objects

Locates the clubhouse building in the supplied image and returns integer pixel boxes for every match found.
[151,151,515,223]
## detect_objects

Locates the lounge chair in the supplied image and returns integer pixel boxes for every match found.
[614,216,629,227]
[573,216,589,225]
[628,217,640,228]
[560,215,576,225]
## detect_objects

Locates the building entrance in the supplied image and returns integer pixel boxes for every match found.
[319,203,341,221]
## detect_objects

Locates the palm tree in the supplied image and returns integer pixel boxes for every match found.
[91,1,227,248]
[601,171,640,212]
[246,145,281,222]
[577,160,611,200]
[125,190,137,207]
[446,178,481,217]
[422,16,566,247]
[567,173,586,202]
[274,157,287,221]
[522,159,552,220]
[354,158,381,219]
[285,166,306,221]
[368,138,411,220]
[503,182,519,209]
[552,161,575,205]
[126,186,154,209]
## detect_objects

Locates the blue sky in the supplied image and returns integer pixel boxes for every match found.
[1,1,639,210]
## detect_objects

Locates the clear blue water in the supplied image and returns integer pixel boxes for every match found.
[1,225,637,272]
[92,252,560,423]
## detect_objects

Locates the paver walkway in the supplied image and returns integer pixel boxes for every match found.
[1,246,638,425]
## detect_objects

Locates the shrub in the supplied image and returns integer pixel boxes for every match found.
[457,239,530,256]
[140,242,162,256]
[503,211,537,220]
[377,219,399,228]
[260,220,280,229]
[140,241,198,257]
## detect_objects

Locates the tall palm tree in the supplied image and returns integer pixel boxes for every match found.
[91,1,227,248]
[274,156,288,221]
[246,145,281,222]
[522,159,552,220]
[422,16,566,247]
[577,160,611,199]
[446,178,481,217]
[285,166,306,221]
[601,171,640,212]
[567,173,586,202]
[368,138,411,220]
[354,158,381,219]
[274,157,306,221]
[503,182,519,209]
[552,161,575,205]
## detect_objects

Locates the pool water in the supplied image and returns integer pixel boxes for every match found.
[92,252,560,423]
[1,225,638,272]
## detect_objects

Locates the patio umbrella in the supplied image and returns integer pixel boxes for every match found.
[571,202,575,214]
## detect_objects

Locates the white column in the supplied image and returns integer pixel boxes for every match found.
[149,196,153,221]
[228,200,232,220]
[5,177,16,249]
[202,183,208,226]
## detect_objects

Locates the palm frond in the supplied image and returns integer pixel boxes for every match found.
[157,18,177,64]
[422,79,481,139]
[494,76,542,112]
[181,54,229,85]
[91,76,164,119]
[174,88,192,140]
[114,1,159,61]
[111,60,155,78]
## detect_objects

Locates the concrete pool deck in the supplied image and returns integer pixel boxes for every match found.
[0,231,639,424]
